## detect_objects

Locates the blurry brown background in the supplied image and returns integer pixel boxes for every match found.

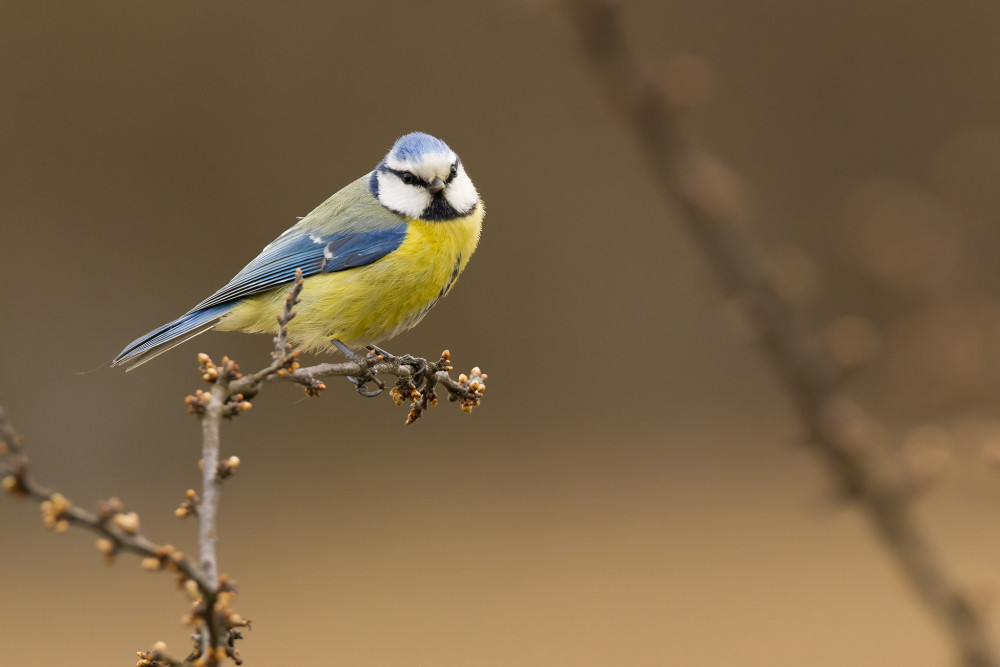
[3,1,1000,665]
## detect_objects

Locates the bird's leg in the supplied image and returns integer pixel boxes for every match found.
[331,339,385,398]
[365,345,429,390]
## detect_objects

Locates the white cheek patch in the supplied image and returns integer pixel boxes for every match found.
[445,166,479,214]
[376,171,431,218]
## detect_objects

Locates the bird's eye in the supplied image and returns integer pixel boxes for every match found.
[401,171,417,185]
[449,164,458,177]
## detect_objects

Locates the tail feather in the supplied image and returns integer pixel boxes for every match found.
[113,304,235,371]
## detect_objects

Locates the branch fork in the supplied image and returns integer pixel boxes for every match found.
[1,267,488,665]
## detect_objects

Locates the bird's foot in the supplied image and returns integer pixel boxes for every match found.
[332,339,385,398]
[366,345,429,389]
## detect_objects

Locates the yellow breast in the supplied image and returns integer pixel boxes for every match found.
[219,205,483,351]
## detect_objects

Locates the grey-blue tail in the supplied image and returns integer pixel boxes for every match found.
[112,303,235,371]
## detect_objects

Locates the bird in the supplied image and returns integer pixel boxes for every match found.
[113,132,483,371]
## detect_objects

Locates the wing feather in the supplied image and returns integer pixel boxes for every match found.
[190,226,407,311]
[113,223,407,369]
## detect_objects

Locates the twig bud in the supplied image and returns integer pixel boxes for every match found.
[1,474,21,495]
[114,511,140,535]
[184,578,201,600]
[40,493,72,530]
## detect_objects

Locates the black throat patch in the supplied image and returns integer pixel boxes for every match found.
[421,194,464,221]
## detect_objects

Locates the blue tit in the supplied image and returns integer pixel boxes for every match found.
[113,132,483,370]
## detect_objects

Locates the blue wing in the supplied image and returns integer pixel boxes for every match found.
[113,225,407,369]
[191,226,407,310]
[111,303,235,369]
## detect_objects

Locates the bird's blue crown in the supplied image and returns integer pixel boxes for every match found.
[388,132,453,162]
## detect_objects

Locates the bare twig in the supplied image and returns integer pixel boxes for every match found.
[3,269,486,665]
[0,407,204,666]
[173,270,487,662]
[560,2,997,665]
[197,380,228,658]
[0,408,206,588]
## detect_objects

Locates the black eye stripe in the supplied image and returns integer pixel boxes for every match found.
[383,162,460,187]
[385,166,427,187]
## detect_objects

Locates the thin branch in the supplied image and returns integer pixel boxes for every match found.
[560,2,998,665]
[3,268,486,665]
[197,380,228,658]
[171,269,487,662]
[0,407,205,666]
[0,407,207,588]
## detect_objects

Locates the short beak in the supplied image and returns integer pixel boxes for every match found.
[428,177,445,194]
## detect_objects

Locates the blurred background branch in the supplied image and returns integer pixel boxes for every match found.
[561,1,997,664]
[4,2,1000,664]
